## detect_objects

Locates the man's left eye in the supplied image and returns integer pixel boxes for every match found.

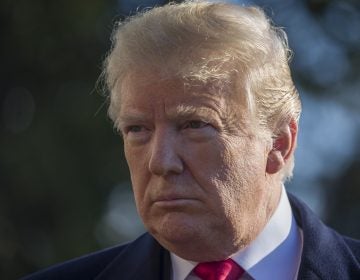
[185,120,209,129]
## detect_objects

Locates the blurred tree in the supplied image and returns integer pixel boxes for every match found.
[0,0,129,278]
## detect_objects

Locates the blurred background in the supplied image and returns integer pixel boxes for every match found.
[1,0,359,278]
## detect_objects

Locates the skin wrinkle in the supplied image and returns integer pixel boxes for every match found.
[114,60,255,136]
[119,73,250,135]
[104,2,301,265]
[106,2,301,153]
[118,70,285,262]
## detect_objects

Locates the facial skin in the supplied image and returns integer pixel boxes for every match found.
[117,73,284,262]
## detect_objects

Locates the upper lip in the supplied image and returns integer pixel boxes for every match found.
[153,193,195,202]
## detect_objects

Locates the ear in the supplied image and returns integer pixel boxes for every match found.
[266,119,298,174]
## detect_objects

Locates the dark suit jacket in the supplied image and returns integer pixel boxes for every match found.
[22,194,360,280]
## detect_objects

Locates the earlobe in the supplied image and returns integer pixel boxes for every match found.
[266,120,298,175]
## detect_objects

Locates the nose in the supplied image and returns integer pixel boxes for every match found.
[148,128,184,176]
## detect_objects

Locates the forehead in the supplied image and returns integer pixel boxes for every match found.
[118,70,246,109]
[116,71,254,133]
[111,70,257,138]
[118,75,225,120]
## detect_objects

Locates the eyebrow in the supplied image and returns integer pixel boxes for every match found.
[117,112,149,126]
[167,105,219,120]
[117,104,221,128]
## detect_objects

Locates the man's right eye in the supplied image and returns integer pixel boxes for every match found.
[120,125,150,143]
[127,125,144,133]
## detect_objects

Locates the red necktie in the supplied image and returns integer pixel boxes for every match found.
[193,259,244,280]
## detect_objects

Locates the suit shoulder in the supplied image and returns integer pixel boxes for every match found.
[288,193,360,278]
[343,236,360,261]
[21,243,130,280]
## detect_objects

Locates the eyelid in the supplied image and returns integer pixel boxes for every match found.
[186,120,209,128]
[121,124,151,144]
[124,125,148,134]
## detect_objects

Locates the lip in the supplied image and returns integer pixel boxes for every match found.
[153,195,198,208]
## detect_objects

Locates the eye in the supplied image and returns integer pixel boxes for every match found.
[121,125,151,144]
[127,125,144,133]
[121,125,148,136]
[184,120,209,129]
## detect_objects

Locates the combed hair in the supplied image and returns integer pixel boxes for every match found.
[104,0,301,181]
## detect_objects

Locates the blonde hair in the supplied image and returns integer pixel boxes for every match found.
[104,1,301,181]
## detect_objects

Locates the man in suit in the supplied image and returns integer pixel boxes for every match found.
[24,1,359,279]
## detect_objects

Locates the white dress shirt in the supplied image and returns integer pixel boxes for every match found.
[170,186,303,280]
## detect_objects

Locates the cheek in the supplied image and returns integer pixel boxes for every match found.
[184,136,228,168]
[183,140,239,203]
[215,140,267,199]
[124,145,150,205]
[125,143,149,177]
[129,170,151,224]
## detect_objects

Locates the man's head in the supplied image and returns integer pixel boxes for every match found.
[105,1,301,261]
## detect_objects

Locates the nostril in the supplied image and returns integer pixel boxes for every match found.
[149,153,184,176]
[148,146,184,176]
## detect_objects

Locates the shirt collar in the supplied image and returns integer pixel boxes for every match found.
[171,253,197,280]
[232,185,302,280]
[170,186,302,280]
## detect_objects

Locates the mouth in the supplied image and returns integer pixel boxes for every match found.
[153,195,198,208]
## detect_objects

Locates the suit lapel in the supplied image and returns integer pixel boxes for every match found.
[95,233,171,280]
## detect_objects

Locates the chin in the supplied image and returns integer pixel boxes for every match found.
[146,213,241,262]
[148,212,201,242]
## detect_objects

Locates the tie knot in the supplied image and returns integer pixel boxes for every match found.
[194,259,244,280]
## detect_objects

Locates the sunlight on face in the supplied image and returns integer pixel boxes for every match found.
[118,73,280,261]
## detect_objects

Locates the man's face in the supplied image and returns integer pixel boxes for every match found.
[118,73,280,261]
